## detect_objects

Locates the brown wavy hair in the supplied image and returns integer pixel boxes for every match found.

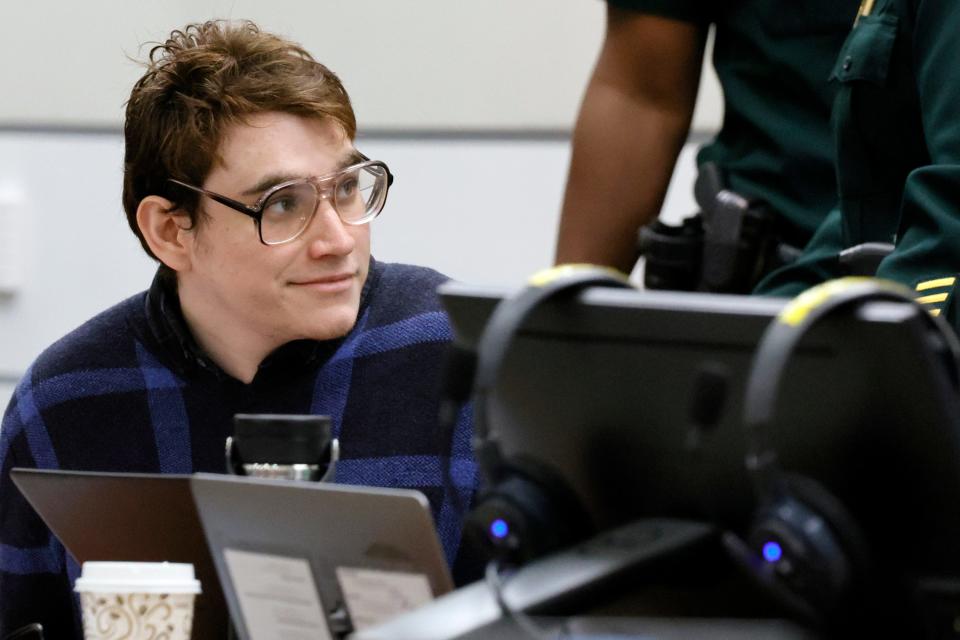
[122,20,356,259]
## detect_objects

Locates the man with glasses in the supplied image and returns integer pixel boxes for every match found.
[0,21,476,638]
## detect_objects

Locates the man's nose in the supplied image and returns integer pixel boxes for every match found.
[304,197,356,257]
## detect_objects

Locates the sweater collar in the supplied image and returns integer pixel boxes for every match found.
[144,257,381,379]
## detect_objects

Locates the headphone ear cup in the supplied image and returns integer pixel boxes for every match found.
[464,266,632,566]
[781,474,872,577]
[464,457,593,564]
[746,474,869,618]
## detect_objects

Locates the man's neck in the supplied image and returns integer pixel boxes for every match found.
[176,285,279,384]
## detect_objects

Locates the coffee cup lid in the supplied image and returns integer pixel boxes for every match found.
[74,562,202,594]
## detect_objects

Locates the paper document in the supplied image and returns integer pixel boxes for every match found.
[224,548,332,640]
[336,566,434,631]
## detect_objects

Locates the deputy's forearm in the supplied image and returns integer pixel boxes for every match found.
[555,83,694,272]
[554,8,705,273]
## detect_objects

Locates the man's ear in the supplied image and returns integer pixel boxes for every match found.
[136,196,194,272]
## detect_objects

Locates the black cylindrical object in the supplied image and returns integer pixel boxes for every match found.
[227,414,336,482]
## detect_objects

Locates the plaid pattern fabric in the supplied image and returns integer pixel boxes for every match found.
[0,259,477,638]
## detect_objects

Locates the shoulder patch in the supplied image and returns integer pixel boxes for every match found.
[854,0,875,26]
[914,276,956,317]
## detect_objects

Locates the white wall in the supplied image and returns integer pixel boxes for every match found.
[0,132,701,409]
[0,1,723,133]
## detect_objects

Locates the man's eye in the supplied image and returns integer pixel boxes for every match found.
[263,192,306,218]
[337,176,359,199]
[266,197,295,213]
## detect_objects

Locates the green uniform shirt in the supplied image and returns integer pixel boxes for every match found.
[758,0,960,327]
[610,0,858,247]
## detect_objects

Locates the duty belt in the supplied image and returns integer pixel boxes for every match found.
[638,162,801,293]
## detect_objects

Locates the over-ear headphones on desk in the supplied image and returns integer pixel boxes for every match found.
[728,277,960,624]
[463,264,635,564]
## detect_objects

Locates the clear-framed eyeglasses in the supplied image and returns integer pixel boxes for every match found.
[167,155,393,245]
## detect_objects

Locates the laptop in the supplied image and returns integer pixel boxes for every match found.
[189,473,454,640]
[9,468,228,639]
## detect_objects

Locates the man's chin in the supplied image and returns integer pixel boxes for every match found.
[301,306,360,342]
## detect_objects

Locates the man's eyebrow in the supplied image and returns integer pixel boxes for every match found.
[241,173,305,197]
[344,149,365,165]
[334,149,365,172]
[240,151,366,198]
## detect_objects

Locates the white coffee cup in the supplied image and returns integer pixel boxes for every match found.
[74,562,202,640]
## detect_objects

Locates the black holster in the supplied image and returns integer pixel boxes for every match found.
[638,163,798,293]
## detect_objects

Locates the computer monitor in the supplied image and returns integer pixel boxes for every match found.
[439,282,960,580]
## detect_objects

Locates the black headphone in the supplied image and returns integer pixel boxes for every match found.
[462,264,635,565]
[728,277,960,625]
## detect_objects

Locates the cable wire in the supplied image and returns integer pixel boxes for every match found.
[484,560,571,640]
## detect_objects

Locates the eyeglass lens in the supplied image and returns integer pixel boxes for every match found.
[259,165,387,244]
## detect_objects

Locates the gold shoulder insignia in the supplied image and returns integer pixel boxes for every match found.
[914,276,956,317]
[854,0,875,26]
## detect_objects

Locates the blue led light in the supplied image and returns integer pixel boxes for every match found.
[762,541,783,563]
[490,519,510,540]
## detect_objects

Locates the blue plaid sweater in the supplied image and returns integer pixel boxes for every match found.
[0,258,477,638]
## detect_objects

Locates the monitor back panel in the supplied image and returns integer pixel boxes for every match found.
[441,284,960,576]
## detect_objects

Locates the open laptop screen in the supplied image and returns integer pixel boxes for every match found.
[10,468,228,639]
[190,473,453,639]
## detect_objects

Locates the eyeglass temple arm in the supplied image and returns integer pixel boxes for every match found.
[167,179,261,220]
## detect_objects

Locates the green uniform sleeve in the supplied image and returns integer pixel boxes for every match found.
[874,0,960,322]
[606,0,709,25]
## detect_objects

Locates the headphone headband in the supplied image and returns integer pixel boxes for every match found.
[472,264,634,445]
[464,263,634,561]
[743,277,960,489]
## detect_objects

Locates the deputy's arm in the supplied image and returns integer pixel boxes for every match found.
[874,0,960,315]
[554,6,706,273]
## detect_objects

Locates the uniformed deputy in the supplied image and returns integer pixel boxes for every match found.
[555,0,859,290]
[757,0,960,327]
